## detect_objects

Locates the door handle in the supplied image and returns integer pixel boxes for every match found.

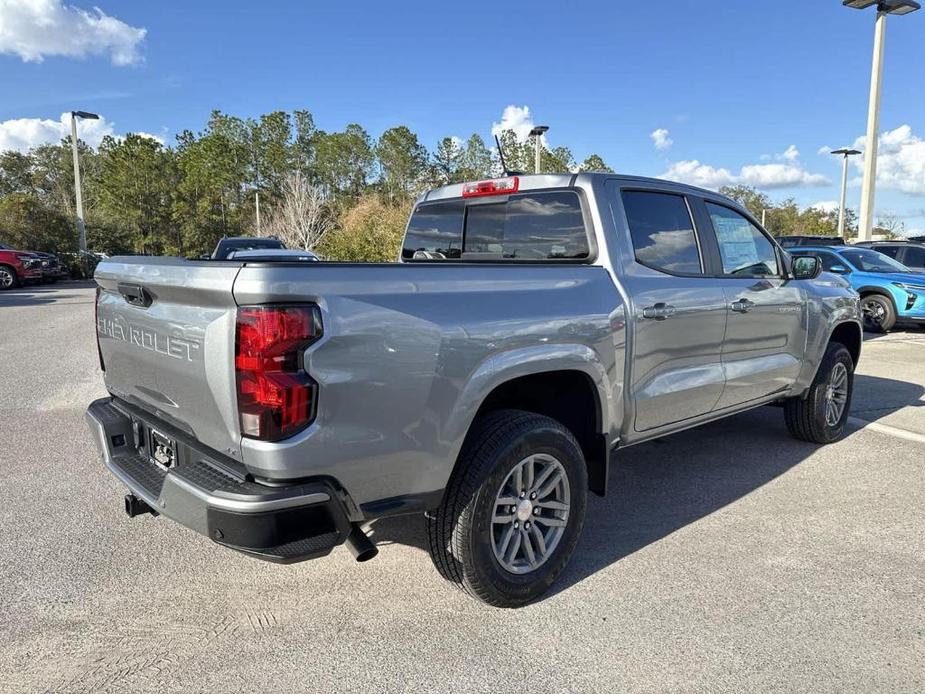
[730,298,755,313]
[642,303,676,321]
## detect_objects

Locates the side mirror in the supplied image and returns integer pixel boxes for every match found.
[792,255,822,280]
[829,264,850,275]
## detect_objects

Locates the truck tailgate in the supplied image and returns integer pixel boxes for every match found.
[94,258,243,460]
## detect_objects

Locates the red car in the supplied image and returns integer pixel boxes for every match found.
[0,246,44,289]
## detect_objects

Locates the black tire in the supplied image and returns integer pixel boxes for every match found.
[784,342,854,444]
[0,264,19,290]
[860,293,896,333]
[427,409,588,608]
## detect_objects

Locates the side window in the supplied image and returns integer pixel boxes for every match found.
[705,203,780,277]
[622,191,702,275]
[876,245,901,259]
[902,246,925,269]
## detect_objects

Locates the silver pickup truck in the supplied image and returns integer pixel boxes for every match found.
[87,173,861,607]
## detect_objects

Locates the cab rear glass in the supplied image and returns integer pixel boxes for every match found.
[402,190,590,262]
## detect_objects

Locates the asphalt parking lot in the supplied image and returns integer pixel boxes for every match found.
[1,282,923,693]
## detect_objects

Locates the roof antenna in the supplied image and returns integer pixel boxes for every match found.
[494,134,523,177]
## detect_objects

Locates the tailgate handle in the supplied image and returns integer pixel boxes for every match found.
[117,283,152,308]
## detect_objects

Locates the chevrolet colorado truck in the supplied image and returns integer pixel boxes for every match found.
[86,173,862,607]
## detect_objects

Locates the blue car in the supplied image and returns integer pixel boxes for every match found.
[789,246,925,332]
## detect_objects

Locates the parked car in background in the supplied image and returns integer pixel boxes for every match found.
[210,236,285,260]
[88,173,862,607]
[777,236,846,248]
[789,245,925,332]
[31,252,70,283]
[0,248,43,289]
[853,240,925,273]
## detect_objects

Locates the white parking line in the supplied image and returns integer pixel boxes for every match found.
[848,416,925,446]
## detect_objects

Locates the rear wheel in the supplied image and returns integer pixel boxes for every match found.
[784,342,854,444]
[860,294,896,332]
[0,264,19,290]
[427,409,588,608]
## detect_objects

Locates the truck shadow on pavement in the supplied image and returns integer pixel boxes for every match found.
[368,374,923,603]
[0,281,97,308]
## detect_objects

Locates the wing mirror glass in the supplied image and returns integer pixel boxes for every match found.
[792,255,822,280]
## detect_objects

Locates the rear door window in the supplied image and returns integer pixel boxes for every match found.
[621,191,702,275]
[403,191,589,261]
[875,245,901,259]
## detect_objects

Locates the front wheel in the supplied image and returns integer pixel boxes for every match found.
[861,294,896,332]
[427,410,588,608]
[784,343,854,444]
[0,264,19,290]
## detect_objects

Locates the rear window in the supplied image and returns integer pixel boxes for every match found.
[402,191,589,261]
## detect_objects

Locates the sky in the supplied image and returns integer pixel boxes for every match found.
[1,0,924,234]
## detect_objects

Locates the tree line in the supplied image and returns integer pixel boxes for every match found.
[0,109,613,261]
[719,184,902,239]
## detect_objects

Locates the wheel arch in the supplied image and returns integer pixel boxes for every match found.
[857,285,898,311]
[448,345,615,498]
[828,321,862,368]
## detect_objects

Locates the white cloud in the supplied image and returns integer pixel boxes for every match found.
[778,145,800,162]
[662,159,830,190]
[847,125,925,196]
[0,112,165,152]
[661,160,736,189]
[650,128,673,151]
[0,0,146,65]
[811,200,839,214]
[491,105,537,142]
[0,112,115,151]
[739,163,830,188]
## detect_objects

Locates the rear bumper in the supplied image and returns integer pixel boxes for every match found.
[85,397,352,562]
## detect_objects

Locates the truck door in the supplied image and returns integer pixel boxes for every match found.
[608,186,729,432]
[698,201,806,408]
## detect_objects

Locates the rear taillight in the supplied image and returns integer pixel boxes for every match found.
[235,305,322,441]
[462,176,519,198]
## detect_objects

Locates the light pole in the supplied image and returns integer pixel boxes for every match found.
[843,0,921,241]
[70,110,99,252]
[529,125,549,174]
[831,148,862,239]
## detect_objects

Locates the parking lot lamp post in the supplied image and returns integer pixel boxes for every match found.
[529,125,549,174]
[70,111,99,252]
[831,148,863,239]
[843,0,921,241]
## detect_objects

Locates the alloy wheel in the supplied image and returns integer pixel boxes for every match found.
[824,362,849,426]
[491,453,571,575]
